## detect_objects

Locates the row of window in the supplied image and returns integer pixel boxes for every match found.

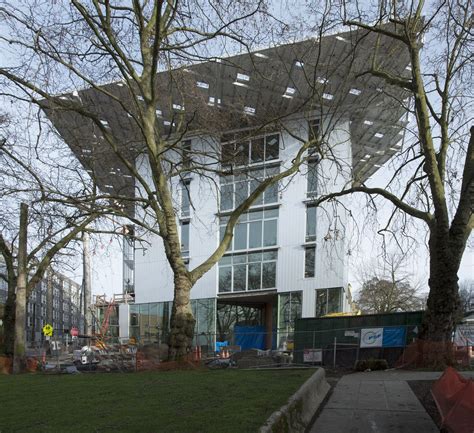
[180,160,316,216]
[129,299,215,344]
[219,208,278,252]
[218,250,277,293]
[180,120,318,170]
[221,133,280,167]
[219,165,279,211]
[127,288,341,344]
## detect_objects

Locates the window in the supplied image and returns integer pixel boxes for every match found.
[129,301,172,344]
[220,165,279,211]
[304,205,316,278]
[181,221,190,255]
[315,288,342,317]
[221,133,280,167]
[191,298,216,336]
[219,209,278,252]
[315,289,327,317]
[122,225,135,294]
[306,205,317,242]
[218,250,277,292]
[307,161,318,197]
[304,246,316,278]
[278,292,302,333]
[308,119,320,146]
[181,180,191,217]
[181,140,191,168]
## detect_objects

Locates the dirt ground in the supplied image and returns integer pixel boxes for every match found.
[408,380,445,432]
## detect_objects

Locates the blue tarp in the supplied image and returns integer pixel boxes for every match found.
[234,325,266,350]
[215,341,229,352]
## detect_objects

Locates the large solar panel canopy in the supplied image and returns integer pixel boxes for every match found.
[43,24,411,196]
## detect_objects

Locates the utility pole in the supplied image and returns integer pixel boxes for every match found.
[82,231,92,335]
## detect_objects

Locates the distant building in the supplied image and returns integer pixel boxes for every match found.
[0,257,83,346]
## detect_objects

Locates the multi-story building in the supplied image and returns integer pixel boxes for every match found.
[0,257,83,346]
[46,28,409,349]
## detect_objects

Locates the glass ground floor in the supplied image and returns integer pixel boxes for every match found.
[32,286,347,350]
[120,288,344,350]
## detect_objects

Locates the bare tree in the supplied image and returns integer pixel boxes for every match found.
[307,1,473,362]
[355,254,424,313]
[0,1,427,360]
[458,280,473,314]
[0,1,349,360]
[0,112,112,372]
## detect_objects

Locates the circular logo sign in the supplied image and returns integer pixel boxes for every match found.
[363,331,378,345]
[42,324,53,337]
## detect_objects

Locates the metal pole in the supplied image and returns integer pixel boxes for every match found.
[333,337,337,368]
[356,330,360,365]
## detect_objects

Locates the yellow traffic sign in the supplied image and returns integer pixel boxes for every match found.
[42,324,53,337]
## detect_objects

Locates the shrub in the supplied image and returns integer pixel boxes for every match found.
[355,358,389,371]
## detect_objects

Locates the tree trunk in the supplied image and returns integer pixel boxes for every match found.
[168,274,196,361]
[82,231,92,335]
[13,203,28,374]
[420,230,462,366]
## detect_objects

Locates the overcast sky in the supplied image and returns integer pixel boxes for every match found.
[1,1,471,300]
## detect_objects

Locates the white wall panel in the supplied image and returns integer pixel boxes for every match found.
[133,117,353,317]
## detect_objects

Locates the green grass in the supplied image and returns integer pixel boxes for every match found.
[0,368,315,433]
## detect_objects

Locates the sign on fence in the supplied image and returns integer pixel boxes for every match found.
[303,349,322,363]
[360,328,383,348]
[382,327,406,347]
[360,327,407,348]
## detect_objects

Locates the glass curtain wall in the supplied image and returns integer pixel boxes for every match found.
[277,292,302,348]
[315,288,342,317]
[129,299,216,347]
[216,303,263,343]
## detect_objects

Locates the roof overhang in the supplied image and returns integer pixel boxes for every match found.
[43,24,411,194]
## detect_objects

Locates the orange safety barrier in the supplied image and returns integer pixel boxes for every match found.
[192,346,202,361]
[431,367,474,433]
[396,339,471,369]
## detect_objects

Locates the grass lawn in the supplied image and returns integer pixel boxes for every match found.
[0,368,315,433]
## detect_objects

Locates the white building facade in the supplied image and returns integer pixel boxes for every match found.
[121,116,356,349]
[46,28,409,350]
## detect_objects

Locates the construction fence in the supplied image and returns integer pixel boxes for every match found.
[3,313,472,373]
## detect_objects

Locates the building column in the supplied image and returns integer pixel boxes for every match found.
[118,303,130,341]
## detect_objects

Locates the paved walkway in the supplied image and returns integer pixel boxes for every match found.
[309,371,446,433]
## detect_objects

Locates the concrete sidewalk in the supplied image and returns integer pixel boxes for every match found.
[309,371,442,433]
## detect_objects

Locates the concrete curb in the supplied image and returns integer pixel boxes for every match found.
[259,368,330,433]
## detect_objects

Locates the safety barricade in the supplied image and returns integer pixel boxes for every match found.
[431,367,474,433]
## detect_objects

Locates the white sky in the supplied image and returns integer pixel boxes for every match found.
[0,1,471,300]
